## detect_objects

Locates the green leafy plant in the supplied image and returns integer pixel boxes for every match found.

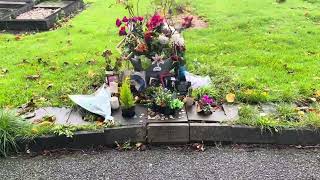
[52,125,76,138]
[170,99,184,110]
[0,110,33,157]
[153,87,183,110]
[192,86,218,100]
[120,78,135,109]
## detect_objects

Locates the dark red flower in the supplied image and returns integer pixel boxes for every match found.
[119,26,127,36]
[138,16,144,21]
[182,16,193,28]
[122,16,129,22]
[132,17,138,22]
[144,31,153,42]
[116,18,122,27]
[171,55,181,62]
[147,13,164,31]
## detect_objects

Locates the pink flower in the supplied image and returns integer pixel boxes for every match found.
[116,18,122,27]
[122,16,128,22]
[147,13,164,31]
[119,26,127,36]
[201,95,214,105]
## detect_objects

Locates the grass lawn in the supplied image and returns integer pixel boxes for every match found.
[0,0,320,108]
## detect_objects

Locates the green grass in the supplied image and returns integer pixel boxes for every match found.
[1,0,320,108]
[0,110,33,157]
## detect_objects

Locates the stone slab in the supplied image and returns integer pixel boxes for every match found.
[186,105,229,122]
[34,1,73,8]
[26,107,89,125]
[231,125,276,144]
[261,103,277,115]
[222,104,239,120]
[0,0,83,30]
[190,123,232,142]
[147,123,189,144]
[147,108,188,123]
[112,105,147,126]
[104,125,146,146]
[276,128,320,145]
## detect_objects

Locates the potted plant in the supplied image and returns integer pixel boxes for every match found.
[196,95,214,115]
[152,87,184,116]
[120,78,136,118]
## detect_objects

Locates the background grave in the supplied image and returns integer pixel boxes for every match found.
[0,0,83,31]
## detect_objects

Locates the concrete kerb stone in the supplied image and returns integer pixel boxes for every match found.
[147,123,189,144]
[190,123,232,143]
[104,125,147,146]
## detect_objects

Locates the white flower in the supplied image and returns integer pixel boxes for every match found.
[158,34,170,45]
[171,32,185,46]
[162,23,176,35]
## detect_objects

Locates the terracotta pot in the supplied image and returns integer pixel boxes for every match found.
[121,106,136,118]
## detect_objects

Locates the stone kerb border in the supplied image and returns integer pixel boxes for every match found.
[18,123,320,153]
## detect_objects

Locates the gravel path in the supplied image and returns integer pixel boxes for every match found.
[0,145,320,180]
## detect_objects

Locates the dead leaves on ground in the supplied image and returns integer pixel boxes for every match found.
[26,74,41,80]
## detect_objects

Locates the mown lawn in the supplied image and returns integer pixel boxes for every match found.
[0,0,320,108]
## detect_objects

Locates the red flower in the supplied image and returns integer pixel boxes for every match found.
[138,16,144,21]
[171,55,181,62]
[122,16,128,22]
[116,18,122,27]
[144,31,153,42]
[119,26,127,36]
[182,16,193,28]
[147,13,164,31]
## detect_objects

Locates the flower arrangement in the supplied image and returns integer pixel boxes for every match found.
[196,95,215,115]
[149,86,184,115]
[120,78,136,118]
[115,10,186,76]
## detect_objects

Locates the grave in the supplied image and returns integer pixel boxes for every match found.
[0,0,83,31]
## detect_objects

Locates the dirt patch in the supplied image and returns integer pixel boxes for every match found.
[169,12,209,30]
[16,8,58,19]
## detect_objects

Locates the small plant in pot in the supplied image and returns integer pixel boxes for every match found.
[120,78,136,118]
[152,87,184,116]
[196,95,214,115]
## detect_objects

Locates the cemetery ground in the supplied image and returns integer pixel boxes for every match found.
[1,0,320,157]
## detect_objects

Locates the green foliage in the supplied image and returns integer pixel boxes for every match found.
[120,78,135,109]
[169,99,184,110]
[276,103,299,122]
[0,110,33,157]
[192,85,218,100]
[153,87,183,110]
[52,125,77,138]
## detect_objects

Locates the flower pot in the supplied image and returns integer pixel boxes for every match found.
[152,104,176,116]
[121,106,136,118]
[196,102,212,116]
[184,97,194,107]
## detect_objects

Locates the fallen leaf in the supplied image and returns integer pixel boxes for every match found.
[86,59,97,65]
[87,70,96,78]
[15,35,22,41]
[315,90,320,98]
[226,93,236,103]
[47,84,53,89]
[26,74,40,80]
[1,68,8,74]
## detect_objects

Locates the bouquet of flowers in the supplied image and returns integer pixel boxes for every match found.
[115,12,186,77]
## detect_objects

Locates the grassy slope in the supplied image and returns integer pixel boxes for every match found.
[0,0,320,107]
[186,0,320,102]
